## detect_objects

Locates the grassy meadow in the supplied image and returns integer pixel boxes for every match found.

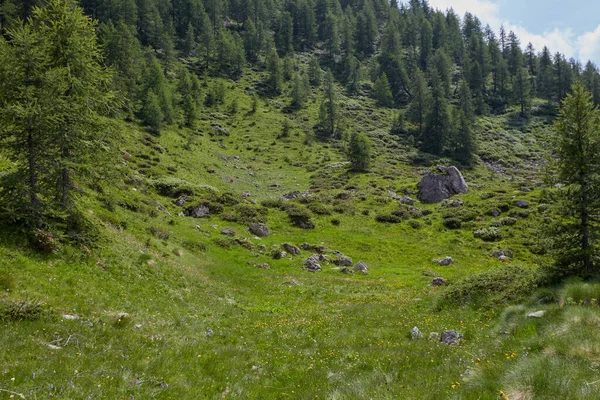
[1,72,597,399]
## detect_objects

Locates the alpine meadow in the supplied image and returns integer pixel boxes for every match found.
[3,0,600,398]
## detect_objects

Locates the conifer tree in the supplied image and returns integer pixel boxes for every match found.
[421,70,451,155]
[373,73,394,107]
[407,69,430,135]
[452,80,477,165]
[308,56,322,87]
[318,72,341,138]
[347,132,371,172]
[547,82,600,279]
[513,66,532,117]
[266,47,283,94]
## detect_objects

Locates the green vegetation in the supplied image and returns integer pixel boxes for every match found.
[1,0,600,398]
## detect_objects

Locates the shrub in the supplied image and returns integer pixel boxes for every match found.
[375,214,402,223]
[285,205,314,228]
[0,298,46,321]
[222,204,268,225]
[149,227,170,240]
[150,178,217,198]
[560,281,600,306]
[437,265,539,308]
[473,227,502,242]
[491,217,517,227]
[442,208,478,223]
[261,199,284,209]
[443,218,462,229]
[307,202,333,215]
[32,229,62,254]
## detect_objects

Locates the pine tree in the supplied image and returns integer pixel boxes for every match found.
[318,72,341,138]
[452,80,477,165]
[421,70,451,155]
[513,66,531,117]
[347,131,371,172]
[141,89,164,132]
[407,68,430,135]
[373,73,394,107]
[265,47,283,94]
[546,82,600,279]
[308,56,322,87]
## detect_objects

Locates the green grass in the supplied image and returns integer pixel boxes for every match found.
[0,71,588,399]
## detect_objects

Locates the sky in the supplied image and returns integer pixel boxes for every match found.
[422,0,600,65]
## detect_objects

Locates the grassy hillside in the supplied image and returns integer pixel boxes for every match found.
[1,69,597,399]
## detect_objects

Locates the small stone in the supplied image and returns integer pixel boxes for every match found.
[411,326,423,339]
[258,244,267,251]
[242,191,252,197]
[515,199,529,208]
[304,255,322,272]
[353,261,368,275]
[283,243,301,255]
[436,257,453,266]
[221,228,236,237]
[260,263,270,269]
[340,267,353,274]
[527,310,546,318]
[490,208,501,217]
[431,277,448,286]
[519,186,531,193]
[62,314,79,320]
[400,196,415,206]
[440,330,463,346]
[333,253,353,267]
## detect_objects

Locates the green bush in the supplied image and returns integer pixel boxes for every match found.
[443,218,462,229]
[560,281,600,306]
[438,265,539,308]
[307,202,333,215]
[491,217,517,227]
[473,227,502,241]
[150,178,217,198]
[221,204,268,225]
[0,298,47,322]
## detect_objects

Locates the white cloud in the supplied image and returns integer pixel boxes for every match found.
[577,25,600,65]
[423,0,600,64]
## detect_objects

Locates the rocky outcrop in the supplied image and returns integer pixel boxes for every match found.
[417,166,468,204]
[249,223,270,237]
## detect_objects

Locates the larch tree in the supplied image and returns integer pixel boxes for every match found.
[547,82,600,280]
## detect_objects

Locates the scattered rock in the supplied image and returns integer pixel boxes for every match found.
[271,250,287,260]
[353,261,368,275]
[258,244,267,251]
[185,204,210,218]
[205,328,214,338]
[436,257,454,266]
[62,314,79,320]
[281,191,312,201]
[48,343,63,350]
[492,250,513,259]
[249,223,270,237]
[400,196,415,206]
[442,199,464,207]
[221,228,236,237]
[411,326,423,339]
[304,255,322,272]
[431,277,448,286]
[340,267,353,274]
[175,195,188,207]
[527,310,546,318]
[519,186,531,193]
[295,219,315,229]
[288,279,298,285]
[260,263,270,269]
[515,199,529,208]
[333,253,353,267]
[417,166,469,204]
[490,208,501,217]
[241,191,252,198]
[440,330,463,346]
[429,332,440,341]
[269,183,281,188]
[283,243,301,255]
[301,242,312,250]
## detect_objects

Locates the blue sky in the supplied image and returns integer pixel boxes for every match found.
[423,0,600,65]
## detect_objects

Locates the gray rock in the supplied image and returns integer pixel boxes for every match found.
[241,191,252,198]
[400,196,415,206]
[304,255,322,272]
[249,223,270,237]
[258,244,267,251]
[301,242,312,250]
[441,330,463,346]
[431,277,448,286]
[340,267,353,274]
[333,253,353,267]
[491,208,501,217]
[271,250,287,260]
[417,166,468,204]
[221,228,236,237]
[353,261,368,275]
[411,326,423,339]
[520,186,531,193]
[515,199,529,208]
[527,310,546,318]
[260,263,270,269]
[283,243,301,255]
[185,204,210,218]
[295,219,315,229]
[492,250,513,259]
[175,195,188,206]
[437,257,454,266]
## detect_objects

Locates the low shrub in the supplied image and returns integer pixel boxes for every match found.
[560,281,600,306]
[222,204,268,225]
[437,265,539,308]
[443,218,462,229]
[150,177,217,198]
[473,227,502,242]
[307,202,333,215]
[0,298,47,322]
[491,217,517,227]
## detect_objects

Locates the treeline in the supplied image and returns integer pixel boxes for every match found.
[3,1,599,141]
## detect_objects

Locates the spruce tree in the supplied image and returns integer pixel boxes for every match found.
[421,70,451,155]
[318,72,341,138]
[373,73,394,107]
[452,80,477,165]
[407,68,430,135]
[513,66,531,117]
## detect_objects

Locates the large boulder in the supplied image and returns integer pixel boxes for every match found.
[417,166,468,204]
[249,223,270,237]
